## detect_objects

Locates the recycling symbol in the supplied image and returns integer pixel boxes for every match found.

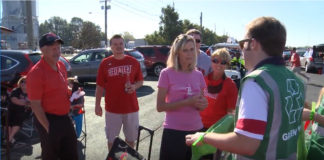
[285,79,303,124]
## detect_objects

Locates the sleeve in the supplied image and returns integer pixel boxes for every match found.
[26,69,43,101]
[9,89,20,99]
[226,79,238,110]
[157,69,169,89]
[134,59,143,82]
[96,60,106,87]
[199,72,207,89]
[234,79,268,140]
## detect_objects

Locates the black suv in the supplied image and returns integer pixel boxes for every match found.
[135,45,170,77]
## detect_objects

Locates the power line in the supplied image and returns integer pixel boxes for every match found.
[112,0,160,18]
[111,1,159,21]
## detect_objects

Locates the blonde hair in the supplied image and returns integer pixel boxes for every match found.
[211,48,232,65]
[167,34,197,71]
[17,76,26,86]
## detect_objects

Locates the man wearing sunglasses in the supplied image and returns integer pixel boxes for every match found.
[186,17,305,159]
[186,29,212,76]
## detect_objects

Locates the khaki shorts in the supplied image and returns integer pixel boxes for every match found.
[105,111,139,143]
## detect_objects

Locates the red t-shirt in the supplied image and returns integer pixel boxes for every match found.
[96,55,143,114]
[26,57,70,115]
[290,52,301,67]
[200,74,238,128]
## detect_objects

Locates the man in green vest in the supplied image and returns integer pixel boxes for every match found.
[186,17,305,159]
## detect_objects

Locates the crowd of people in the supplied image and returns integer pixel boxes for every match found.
[2,16,324,160]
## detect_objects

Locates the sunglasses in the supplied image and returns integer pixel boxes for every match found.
[239,38,252,49]
[212,59,227,65]
[195,39,201,43]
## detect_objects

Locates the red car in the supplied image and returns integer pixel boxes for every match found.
[135,45,170,77]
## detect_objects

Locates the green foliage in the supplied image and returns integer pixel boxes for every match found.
[145,5,228,46]
[39,16,105,49]
[122,32,135,43]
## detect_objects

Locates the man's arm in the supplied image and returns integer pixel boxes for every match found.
[30,100,49,133]
[95,85,104,116]
[186,132,261,156]
[126,80,143,94]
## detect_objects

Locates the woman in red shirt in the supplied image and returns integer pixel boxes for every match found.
[200,48,238,129]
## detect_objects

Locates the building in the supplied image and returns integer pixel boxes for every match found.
[0,26,14,49]
[1,0,39,50]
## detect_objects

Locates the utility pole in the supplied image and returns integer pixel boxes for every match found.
[101,0,111,47]
[200,12,203,37]
[26,0,34,50]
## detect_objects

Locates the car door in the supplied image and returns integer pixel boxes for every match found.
[87,51,108,81]
[1,55,20,82]
[70,51,93,79]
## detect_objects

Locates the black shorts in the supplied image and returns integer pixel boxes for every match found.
[8,110,29,127]
[159,128,202,160]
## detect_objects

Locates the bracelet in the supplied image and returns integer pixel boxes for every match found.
[201,132,207,144]
[192,132,207,146]
[310,102,316,121]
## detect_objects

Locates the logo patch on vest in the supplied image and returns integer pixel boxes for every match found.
[285,79,303,124]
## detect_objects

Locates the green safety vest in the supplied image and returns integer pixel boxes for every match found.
[235,64,305,160]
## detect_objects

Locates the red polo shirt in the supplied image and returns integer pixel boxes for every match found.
[27,57,70,115]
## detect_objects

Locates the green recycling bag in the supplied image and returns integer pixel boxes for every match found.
[191,114,234,160]
[297,122,307,160]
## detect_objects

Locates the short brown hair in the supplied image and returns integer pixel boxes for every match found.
[109,34,124,46]
[246,17,286,57]
[185,29,201,36]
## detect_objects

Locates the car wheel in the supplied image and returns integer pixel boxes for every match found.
[305,63,311,73]
[153,64,165,77]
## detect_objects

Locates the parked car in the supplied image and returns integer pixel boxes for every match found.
[206,42,240,57]
[283,50,291,61]
[69,48,147,82]
[135,45,170,77]
[1,50,71,90]
[200,44,209,53]
[300,45,324,73]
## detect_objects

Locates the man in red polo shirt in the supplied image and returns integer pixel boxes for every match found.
[95,34,143,151]
[26,32,78,160]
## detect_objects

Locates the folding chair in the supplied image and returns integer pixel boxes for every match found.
[71,105,87,157]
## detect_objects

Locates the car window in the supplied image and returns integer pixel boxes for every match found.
[158,47,170,56]
[1,55,19,71]
[28,54,42,64]
[93,51,106,61]
[138,48,154,56]
[127,50,143,59]
[73,52,92,63]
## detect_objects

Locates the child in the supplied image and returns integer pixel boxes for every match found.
[68,78,85,138]
[7,76,30,146]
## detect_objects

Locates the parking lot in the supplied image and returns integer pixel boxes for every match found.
[3,71,324,160]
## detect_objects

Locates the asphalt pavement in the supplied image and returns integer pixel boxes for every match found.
[2,71,324,160]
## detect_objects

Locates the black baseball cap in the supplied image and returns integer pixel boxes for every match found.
[39,32,64,48]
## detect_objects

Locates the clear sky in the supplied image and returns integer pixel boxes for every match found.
[37,0,324,47]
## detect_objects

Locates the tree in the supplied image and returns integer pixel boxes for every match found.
[70,17,84,48]
[77,21,102,49]
[159,5,183,44]
[144,5,229,45]
[122,32,135,43]
[39,16,70,45]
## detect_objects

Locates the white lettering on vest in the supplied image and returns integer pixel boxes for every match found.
[282,125,301,141]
